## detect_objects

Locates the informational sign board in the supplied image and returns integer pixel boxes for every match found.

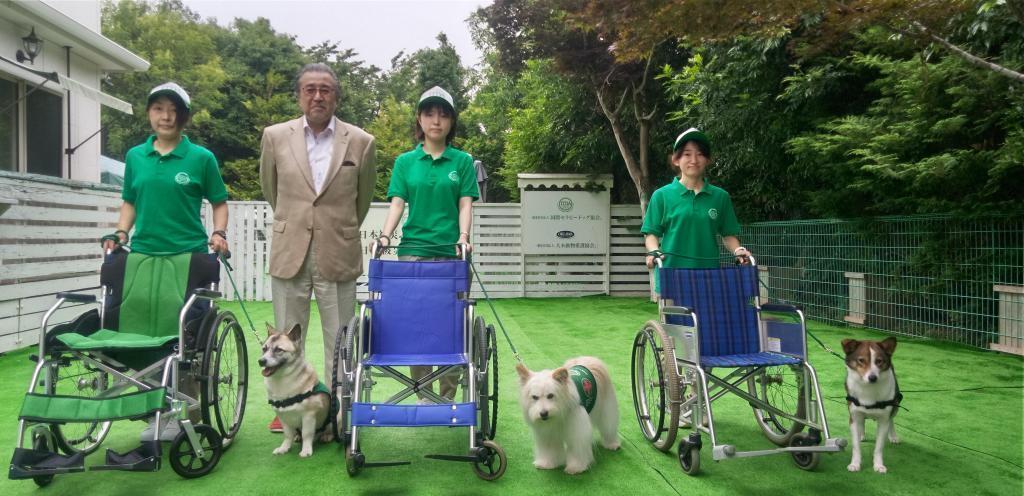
[522,190,609,255]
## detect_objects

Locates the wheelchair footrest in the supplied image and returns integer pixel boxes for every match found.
[8,448,87,479]
[91,441,160,472]
[363,460,411,468]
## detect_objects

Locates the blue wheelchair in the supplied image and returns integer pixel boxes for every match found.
[331,244,505,480]
[631,258,845,474]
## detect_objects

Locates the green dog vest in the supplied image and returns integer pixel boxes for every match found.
[569,365,598,413]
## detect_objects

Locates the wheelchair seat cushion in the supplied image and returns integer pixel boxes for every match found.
[699,352,802,368]
[54,329,178,351]
[363,353,468,366]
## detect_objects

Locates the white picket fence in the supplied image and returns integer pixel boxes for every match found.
[205,202,650,300]
[0,172,649,353]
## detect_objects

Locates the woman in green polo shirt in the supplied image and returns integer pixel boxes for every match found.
[101,82,230,441]
[642,128,750,275]
[378,85,479,403]
[102,82,229,256]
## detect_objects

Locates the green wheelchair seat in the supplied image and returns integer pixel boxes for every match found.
[53,251,218,351]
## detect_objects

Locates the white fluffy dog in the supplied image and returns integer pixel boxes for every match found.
[515,356,620,474]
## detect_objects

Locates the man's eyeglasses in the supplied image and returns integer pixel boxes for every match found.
[301,86,335,97]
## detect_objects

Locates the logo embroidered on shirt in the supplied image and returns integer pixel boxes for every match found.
[448,171,459,182]
[708,208,719,220]
[174,172,191,185]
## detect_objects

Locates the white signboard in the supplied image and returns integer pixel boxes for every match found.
[522,190,609,254]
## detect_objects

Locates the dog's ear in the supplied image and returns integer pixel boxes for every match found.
[515,363,531,384]
[841,339,859,356]
[265,321,275,337]
[287,323,302,344]
[552,367,568,384]
[879,337,897,356]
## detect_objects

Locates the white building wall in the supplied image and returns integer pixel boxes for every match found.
[0,1,106,181]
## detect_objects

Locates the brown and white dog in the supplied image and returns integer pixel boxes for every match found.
[259,323,334,457]
[842,337,902,473]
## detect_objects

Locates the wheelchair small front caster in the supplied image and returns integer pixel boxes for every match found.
[678,433,702,475]
[789,432,821,471]
[346,447,364,477]
[169,424,222,479]
[471,440,507,481]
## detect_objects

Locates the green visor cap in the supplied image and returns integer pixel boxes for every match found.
[417,85,455,112]
[672,127,710,153]
[147,82,191,111]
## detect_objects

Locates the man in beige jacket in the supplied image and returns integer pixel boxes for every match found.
[260,63,375,432]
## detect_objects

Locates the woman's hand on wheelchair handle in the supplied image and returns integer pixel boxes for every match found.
[209,233,229,254]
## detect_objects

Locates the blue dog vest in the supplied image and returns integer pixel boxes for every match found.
[569,365,597,413]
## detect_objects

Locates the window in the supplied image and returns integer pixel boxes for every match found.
[0,74,64,177]
[0,78,15,172]
[26,88,62,177]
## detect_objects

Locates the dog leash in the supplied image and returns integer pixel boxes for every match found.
[376,241,525,364]
[217,251,263,346]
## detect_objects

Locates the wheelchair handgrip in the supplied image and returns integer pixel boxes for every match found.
[57,292,97,303]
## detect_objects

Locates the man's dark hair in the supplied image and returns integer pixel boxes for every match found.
[294,63,340,96]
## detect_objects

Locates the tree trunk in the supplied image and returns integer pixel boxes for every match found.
[595,86,652,216]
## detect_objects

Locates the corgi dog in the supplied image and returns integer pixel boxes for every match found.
[515,357,620,474]
[259,323,334,457]
[842,337,902,473]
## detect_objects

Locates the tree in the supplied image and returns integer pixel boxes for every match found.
[578,0,1024,82]
[102,0,227,159]
[480,0,672,213]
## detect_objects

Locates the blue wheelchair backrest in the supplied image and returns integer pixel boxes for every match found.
[367,259,469,357]
[659,265,760,357]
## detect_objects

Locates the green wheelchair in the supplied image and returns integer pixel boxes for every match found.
[9,249,248,485]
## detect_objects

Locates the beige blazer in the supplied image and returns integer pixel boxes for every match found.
[259,116,376,281]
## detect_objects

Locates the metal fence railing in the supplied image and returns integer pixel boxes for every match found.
[743,214,1024,351]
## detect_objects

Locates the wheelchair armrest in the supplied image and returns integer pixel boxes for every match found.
[759,303,802,314]
[56,291,97,303]
[662,305,693,317]
[193,288,222,299]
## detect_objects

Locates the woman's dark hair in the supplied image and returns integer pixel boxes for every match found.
[671,139,711,160]
[415,102,458,144]
[146,95,190,129]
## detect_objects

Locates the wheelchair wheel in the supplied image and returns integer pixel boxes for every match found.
[201,311,248,447]
[747,364,806,446]
[471,440,507,481]
[678,445,701,475]
[789,432,821,470]
[169,424,223,479]
[474,318,499,442]
[31,428,55,487]
[333,316,358,444]
[47,355,112,455]
[631,321,680,452]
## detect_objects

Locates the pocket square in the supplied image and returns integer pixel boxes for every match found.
[342,160,357,167]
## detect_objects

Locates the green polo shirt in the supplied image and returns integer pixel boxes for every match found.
[122,135,228,255]
[641,178,741,271]
[387,144,479,257]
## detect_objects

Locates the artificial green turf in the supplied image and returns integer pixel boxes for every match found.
[0,297,1020,495]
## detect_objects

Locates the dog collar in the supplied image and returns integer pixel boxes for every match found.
[847,375,904,410]
[569,365,597,413]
